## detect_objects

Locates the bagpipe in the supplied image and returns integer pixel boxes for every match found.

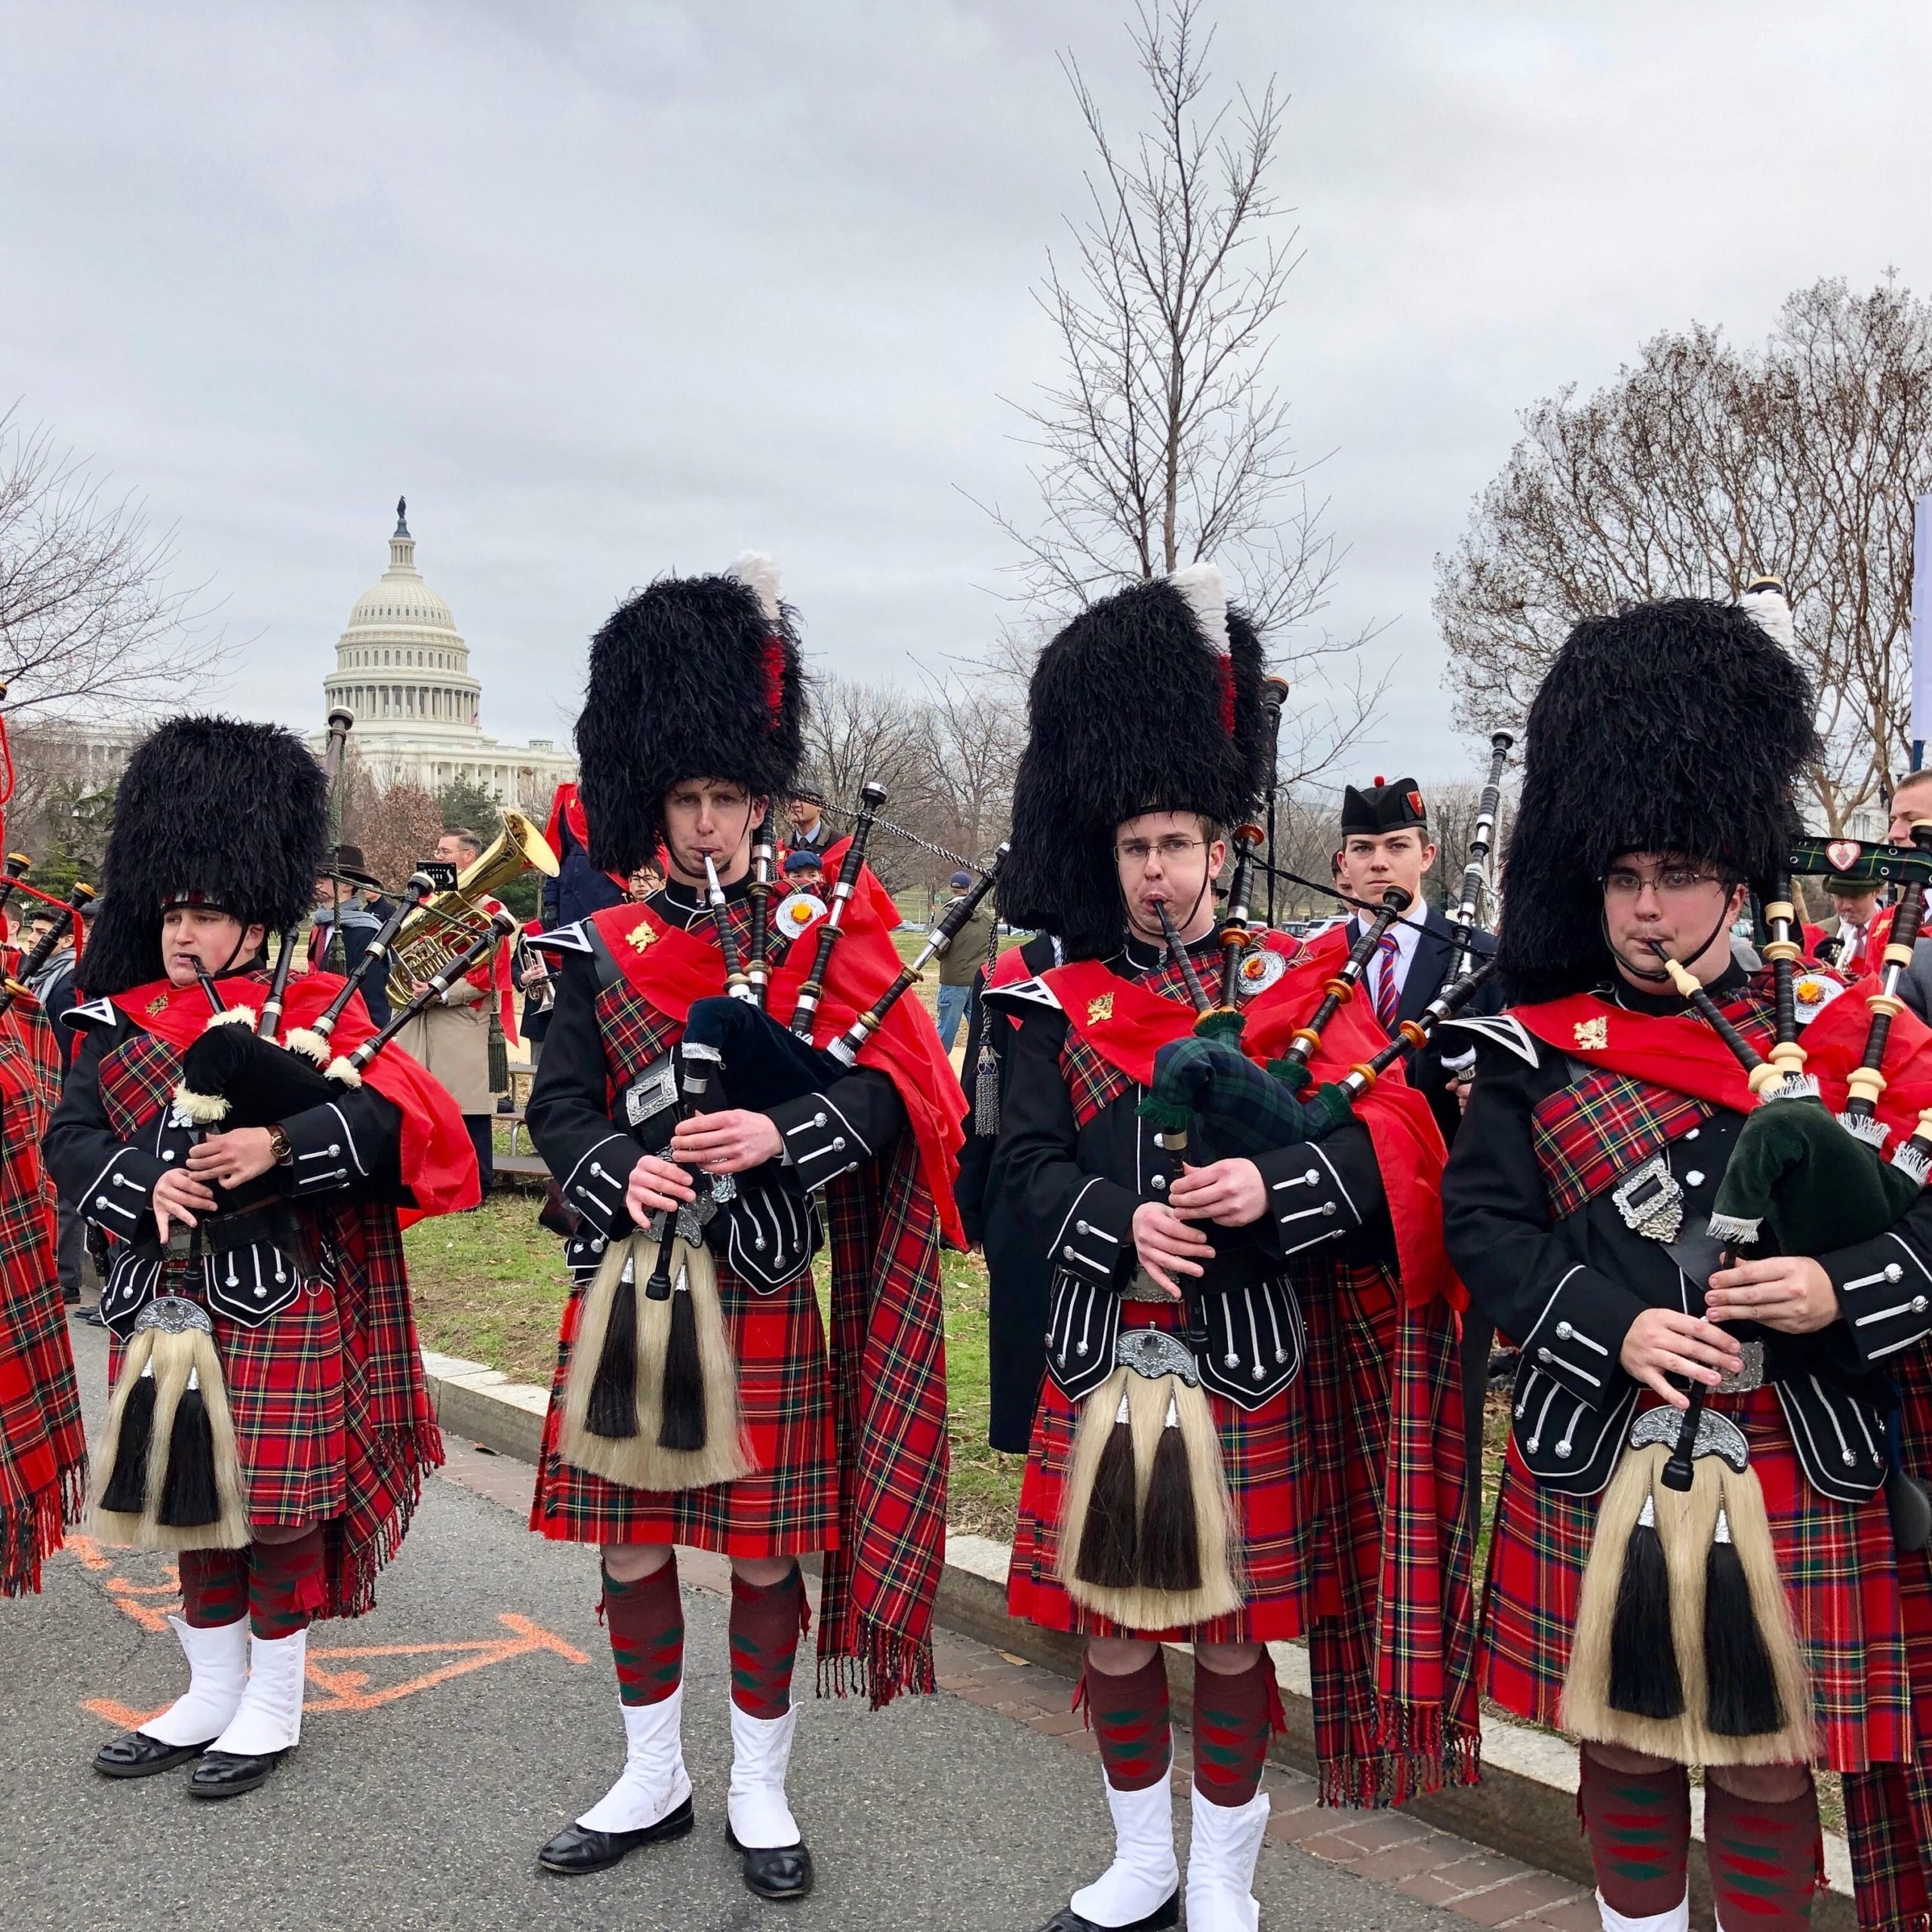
[1561,829,1932,1769]
[558,782,1006,1494]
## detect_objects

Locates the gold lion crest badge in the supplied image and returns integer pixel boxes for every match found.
[625,920,656,955]
[1086,992,1115,1025]
[1573,1014,1608,1050]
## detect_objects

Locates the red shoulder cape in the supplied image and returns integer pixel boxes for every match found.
[1041,934,1457,1309]
[589,854,963,1247]
[109,973,480,1221]
[1513,977,1932,1136]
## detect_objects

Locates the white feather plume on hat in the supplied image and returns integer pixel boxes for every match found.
[731,552,783,624]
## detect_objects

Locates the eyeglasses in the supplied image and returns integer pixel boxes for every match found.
[1601,866,1726,900]
[1115,837,1206,867]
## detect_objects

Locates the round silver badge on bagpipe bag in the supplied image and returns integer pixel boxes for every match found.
[1235,944,1286,993]
[773,891,828,941]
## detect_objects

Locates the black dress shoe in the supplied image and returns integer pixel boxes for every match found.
[93,1730,210,1779]
[187,1746,291,1799]
[537,1796,695,1874]
[726,1824,814,1901]
[1034,1893,1179,1932]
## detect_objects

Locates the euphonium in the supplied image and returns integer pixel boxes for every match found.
[385,808,559,1004]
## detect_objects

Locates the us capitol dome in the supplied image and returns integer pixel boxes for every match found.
[315,498,577,804]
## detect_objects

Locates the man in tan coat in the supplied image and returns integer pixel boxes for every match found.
[395,826,502,1194]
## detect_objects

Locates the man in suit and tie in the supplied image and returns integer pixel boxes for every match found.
[1340,774,1501,1512]
[1338,777,1497,1146]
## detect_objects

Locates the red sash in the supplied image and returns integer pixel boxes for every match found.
[1043,938,1457,1309]
[109,973,480,1221]
[1514,979,1932,1139]
[589,856,963,1247]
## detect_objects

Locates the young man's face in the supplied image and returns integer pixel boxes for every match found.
[1599,851,1746,989]
[1889,780,1932,847]
[661,780,767,887]
[161,906,265,988]
[1113,810,1227,946]
[1341,827,1435,912]
[1832,886,1885,926]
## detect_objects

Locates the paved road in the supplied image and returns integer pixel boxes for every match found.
[0,1319,1472,1932]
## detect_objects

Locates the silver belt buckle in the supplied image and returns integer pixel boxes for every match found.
[1121,1266,1169,1303]
[1714,1338,1766,1393]
[1611,1155,1684,1243]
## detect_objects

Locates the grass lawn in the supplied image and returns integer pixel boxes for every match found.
[404,1192,1026,1540]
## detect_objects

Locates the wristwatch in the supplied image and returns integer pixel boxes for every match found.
[267,1124,294,1167]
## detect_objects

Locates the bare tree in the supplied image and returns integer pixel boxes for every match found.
[357,781,443,896]
[1438,277,1932,832]
[974,0,1384,788]
[0,405,229,719]
[798,676,934,891]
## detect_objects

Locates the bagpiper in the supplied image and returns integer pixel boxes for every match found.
[44,716,475,1797]
[988,565,1480,1932]
[1441,586,1932,1930]
[522,556,962,1900]
[0,711,87,1596]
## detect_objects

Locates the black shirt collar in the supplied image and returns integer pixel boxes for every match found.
[1119,927,1219,974]
[651,872,752,931]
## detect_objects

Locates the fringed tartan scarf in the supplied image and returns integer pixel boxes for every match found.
[816,1132,948,1708]
[0,1003,86,1595]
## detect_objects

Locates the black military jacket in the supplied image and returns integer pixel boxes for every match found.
[526,875,904,1288]
[993,931,1392,1411]
[45,995,406,1334]
[1441,964,1932,1498]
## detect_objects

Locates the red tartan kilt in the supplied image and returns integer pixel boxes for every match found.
[1007,1302,1318,1644]
[109,1282,349,1528]
[531,1257,838,1556]
[1482,1386,1912,1770]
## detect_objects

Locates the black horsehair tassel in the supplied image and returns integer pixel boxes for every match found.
[157,1365,220,1530]
[1703,1505,1784,1736]
[586,1250,641,1439]
[657,1259,707,1453]
[100,1370,158,1514]
[1075,1389,1140,1589]
[1138,1389,1202,1592]
[1608,1492,1685,1720]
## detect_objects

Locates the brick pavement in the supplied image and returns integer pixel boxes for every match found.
[440,1438,1603,1930]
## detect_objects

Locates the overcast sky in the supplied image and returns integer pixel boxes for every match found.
[5,0,1930,786]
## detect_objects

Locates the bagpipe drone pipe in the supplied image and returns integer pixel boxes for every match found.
[559,792,1006,1494]
[89,894,515,1556]
[1559,841,1932,1770]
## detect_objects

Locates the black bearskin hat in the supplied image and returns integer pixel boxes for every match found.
[1493,586,1818,1004]
[82,716,329,997]
[1000,565,1272,958]
[575,553,806,875]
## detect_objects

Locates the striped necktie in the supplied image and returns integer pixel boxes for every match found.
[1374,930,1401,1033]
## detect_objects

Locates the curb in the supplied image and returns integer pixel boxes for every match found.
[419,1346,1857,1926]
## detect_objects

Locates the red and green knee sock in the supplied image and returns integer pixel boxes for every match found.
[249,1528,326,1639]
[601,1556,684,1706]
[1192,1655,1281,1808]
[177,1549,248,1628]
[1704,1776,1820,1930]
[1081,1652,1173,1792]
[1578,1749,1690,1920]
[729,1566,808,1718]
